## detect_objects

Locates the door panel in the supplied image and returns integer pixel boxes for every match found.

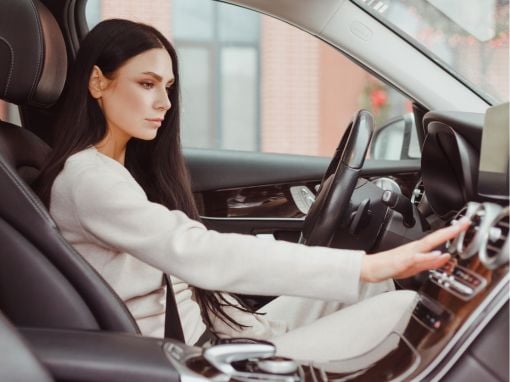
[185,148,330,192]
[185,148,421,239]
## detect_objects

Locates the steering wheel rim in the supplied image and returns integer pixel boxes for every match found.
[301,110,374,247]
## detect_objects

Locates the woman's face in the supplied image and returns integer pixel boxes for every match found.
[91,48,174,144]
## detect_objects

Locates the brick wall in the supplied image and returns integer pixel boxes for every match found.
[101,0,172,40]
[260,16,367,157]
[260,16,320,156]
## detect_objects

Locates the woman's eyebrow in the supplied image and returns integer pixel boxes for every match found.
[142,71,174,85]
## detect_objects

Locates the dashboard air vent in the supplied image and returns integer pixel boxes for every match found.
[452,202,501,259]
[447,206,467,251]
[453,206,467,221]
[480,207,509,269]
[452,202,483,259]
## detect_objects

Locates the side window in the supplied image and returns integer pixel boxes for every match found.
[85,0,419,159]
[370,113,421,160]
[0,101,21,125]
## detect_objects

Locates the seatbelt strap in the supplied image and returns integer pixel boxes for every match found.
[164,275,185,342]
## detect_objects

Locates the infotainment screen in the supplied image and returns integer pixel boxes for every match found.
[477,102,509,199]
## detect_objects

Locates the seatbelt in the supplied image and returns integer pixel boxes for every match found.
[164,275,185,342]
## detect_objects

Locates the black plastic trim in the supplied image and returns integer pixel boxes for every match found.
[185,148,419,192]
[443,300,509,382]
[22,328,181,382]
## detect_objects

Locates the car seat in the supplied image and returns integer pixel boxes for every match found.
[0,0,141,335]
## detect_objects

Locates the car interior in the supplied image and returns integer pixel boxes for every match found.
[0,0,508,381]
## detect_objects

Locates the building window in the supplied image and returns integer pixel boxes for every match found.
[172,0,260,150]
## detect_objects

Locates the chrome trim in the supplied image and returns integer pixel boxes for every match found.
[479,206,509,270]
[373,177,402,194]
[453,202,483,259]
[203,342,275,376]
[413,274,510,381]
[201,216,306,222]
[428,265,487,301]
[450,202,502,260]
[391,334,422,382]
[202,342,300,382]
[163,342,211,382]
[465,203,503,259]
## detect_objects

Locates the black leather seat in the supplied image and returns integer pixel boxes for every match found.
[0,0,139,334]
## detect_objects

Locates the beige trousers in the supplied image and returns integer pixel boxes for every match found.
[259,280,419,363]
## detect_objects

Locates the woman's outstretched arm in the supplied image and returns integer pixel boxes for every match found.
[61,158,470,303]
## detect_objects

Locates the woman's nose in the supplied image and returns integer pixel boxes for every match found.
[156,89,171,111]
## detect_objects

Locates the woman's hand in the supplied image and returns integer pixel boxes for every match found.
[360,219,471,283]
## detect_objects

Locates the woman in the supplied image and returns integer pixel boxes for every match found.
[35,19,468,359]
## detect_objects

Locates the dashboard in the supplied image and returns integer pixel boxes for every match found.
[421,105,509,220]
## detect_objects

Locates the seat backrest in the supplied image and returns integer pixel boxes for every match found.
[0,0,139,334]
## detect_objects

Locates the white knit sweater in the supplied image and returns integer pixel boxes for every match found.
[50,147,364,344]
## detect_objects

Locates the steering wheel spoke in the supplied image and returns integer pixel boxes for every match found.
[301,110,374,247]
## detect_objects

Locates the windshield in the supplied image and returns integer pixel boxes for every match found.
[354,0,509,104]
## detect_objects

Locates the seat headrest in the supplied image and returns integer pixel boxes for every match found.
[0,0,67,108]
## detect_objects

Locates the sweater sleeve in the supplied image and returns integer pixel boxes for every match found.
[69,166,364,303]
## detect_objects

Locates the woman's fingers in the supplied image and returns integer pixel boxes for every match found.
[415,218,471,253]
[414,251,450,270]
[395,251,450,279]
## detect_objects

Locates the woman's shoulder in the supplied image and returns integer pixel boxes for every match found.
[52,147,148,213]
[63,147,129,180]
[55,147,134,195]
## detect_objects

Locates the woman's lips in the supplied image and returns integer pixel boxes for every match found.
[146,118,163,127]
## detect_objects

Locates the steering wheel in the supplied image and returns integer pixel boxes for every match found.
[300,110,374,247]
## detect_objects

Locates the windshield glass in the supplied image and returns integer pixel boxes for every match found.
[354,0,509,104]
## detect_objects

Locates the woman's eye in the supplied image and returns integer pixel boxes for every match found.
[140,81,154,89]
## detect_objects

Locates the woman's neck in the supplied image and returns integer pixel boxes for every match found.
[95,138,127,165]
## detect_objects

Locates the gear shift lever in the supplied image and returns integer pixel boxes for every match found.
[203,342,275,375]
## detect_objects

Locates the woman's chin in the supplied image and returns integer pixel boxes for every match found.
[135,130,159,140]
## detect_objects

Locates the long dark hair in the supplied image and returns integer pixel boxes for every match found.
[34,19,255,333]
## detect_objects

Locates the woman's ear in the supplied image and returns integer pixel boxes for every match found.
[88,65,106,99]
